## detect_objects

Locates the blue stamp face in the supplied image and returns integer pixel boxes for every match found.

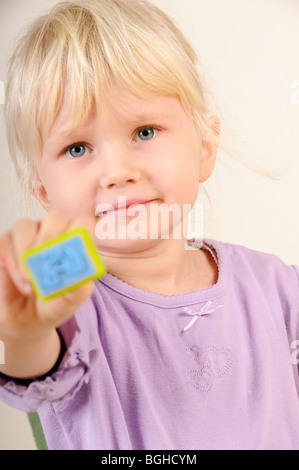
[26,236,96,296]
[21,228,106,300]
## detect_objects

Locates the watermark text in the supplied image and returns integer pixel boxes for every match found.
[290,340,299,365]
[95,197,203,248]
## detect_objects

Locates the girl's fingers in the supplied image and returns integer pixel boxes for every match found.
[0,211,96,299]
[0,231,29,294]
[10,218,41,280]
[31,211,72,248]
[32,211,96,247]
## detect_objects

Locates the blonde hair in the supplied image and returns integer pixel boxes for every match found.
[4,0,220,199]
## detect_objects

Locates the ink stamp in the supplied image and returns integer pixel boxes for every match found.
[21,227,106,301]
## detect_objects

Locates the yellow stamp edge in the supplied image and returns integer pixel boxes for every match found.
[20,227,106,302]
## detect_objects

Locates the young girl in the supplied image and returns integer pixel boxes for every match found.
[1,0,299,450]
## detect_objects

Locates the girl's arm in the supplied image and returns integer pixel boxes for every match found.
[0,328,61,380]
[0,211,94,380]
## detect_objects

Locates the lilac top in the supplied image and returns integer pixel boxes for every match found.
[1,238,299,450]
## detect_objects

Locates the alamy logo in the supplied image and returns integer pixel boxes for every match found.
[290,340,299,365]
[95,196,203,245]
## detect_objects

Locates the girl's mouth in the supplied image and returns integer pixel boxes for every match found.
[95,198,158,218]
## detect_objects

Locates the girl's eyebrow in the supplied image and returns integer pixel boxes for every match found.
[44,108,172,147]
[126,109,171,123]
[44,127,90,146]
[44,133,74,147]
[42,132,83,153]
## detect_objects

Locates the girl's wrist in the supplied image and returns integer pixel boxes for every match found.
[0,328,63,381]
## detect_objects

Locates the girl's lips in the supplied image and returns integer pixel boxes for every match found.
[97,199,157,218]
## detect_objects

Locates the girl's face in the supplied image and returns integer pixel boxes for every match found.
[35,87,217,253]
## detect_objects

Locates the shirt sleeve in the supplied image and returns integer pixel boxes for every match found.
[0,293,101,412]
[292,266,299,279]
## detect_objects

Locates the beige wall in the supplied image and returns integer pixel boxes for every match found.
[0,0,299,449]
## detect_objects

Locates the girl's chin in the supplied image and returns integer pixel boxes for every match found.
[95,236,163,254]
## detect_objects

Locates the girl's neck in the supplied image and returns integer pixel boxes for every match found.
[100,238,218,295]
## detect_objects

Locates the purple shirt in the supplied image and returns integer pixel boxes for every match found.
[1,238,299,450]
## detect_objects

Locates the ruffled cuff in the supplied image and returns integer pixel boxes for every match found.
[0,313,100,412]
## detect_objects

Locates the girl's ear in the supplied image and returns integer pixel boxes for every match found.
[30,178,51,210]
[199,115,221,183]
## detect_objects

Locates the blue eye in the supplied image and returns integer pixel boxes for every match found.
[136,127,157,141]
[66,143,90,158]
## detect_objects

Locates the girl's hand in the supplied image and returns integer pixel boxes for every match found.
[0,211,95,378]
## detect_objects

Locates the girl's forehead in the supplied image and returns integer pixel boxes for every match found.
[44,87,183,139]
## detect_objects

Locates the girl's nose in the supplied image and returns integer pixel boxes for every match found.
[97,145,143,189]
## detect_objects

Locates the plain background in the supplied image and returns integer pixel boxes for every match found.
[0,0,299,450]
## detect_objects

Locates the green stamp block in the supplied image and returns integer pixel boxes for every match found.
[21,227,106,301]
